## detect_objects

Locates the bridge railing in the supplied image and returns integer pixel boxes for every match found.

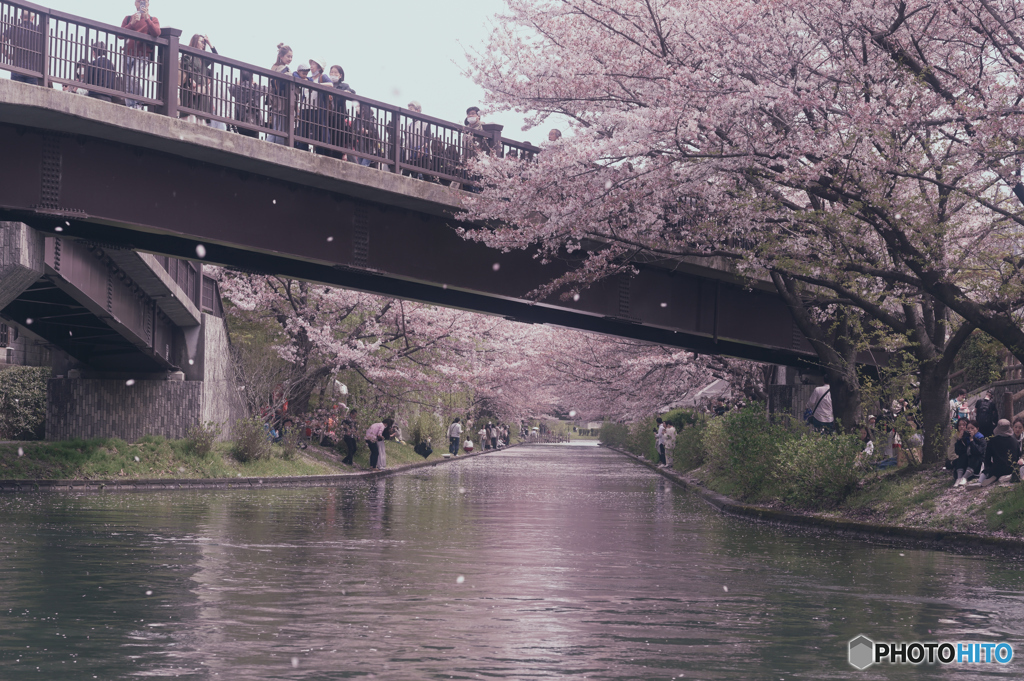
[2,0,169,107]
[1,0,541,183]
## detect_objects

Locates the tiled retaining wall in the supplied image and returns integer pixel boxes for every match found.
[46,378,202,442]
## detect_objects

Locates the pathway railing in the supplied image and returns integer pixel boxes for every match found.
[0,0,540,184]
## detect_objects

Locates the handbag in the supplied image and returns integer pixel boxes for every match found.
[804,387,830,423]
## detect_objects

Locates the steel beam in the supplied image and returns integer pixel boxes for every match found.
[0,101,823,367]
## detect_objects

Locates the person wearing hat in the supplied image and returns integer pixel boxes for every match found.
[304,58,332,150]
[979,419,1020,486]
[291,62,313,149]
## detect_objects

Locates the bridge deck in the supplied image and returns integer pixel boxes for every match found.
[0,81,820,367]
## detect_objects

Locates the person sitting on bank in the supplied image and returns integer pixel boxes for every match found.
[979,419,1020,486]
[954,420,988,487]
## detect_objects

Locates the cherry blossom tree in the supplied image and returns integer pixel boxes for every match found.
[460,0,1024,462]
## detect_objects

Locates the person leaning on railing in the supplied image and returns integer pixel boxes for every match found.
[86,41,117,102]
[179,33,218,124]
[1,9,42,85]
[229,69,265,138]
[327,65,354,160]
[120,0,161,109]
[403,100,429,179]
[265,43,292,145]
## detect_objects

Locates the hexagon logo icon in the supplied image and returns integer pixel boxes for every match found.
[849,635,875,670]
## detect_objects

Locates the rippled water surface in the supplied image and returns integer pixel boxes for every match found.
[1,444,1022,679]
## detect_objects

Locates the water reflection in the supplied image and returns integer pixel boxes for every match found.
[0,445,1021,679]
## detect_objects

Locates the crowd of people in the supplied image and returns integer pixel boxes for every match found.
[446,418,510,456]
[946,389,1023,488]
[3,2,556,185]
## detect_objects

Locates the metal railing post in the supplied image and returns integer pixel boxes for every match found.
[160,27,181,119]
[40,11,51,87]
[390,111,401,173]
[286,79,295,148]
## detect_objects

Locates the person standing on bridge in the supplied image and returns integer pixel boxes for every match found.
[180,34,219,124]
[2,9,43,85]
[267,43,292,144]
[120,0,161,109]
[87,41,117,103]
[447,417,462,457]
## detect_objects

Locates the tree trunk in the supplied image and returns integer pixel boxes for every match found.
[917,358,949,465]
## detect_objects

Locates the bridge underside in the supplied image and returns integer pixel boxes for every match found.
[0,84,823,367]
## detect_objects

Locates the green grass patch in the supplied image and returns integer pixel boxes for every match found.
[0,436,345,480]
[986,486,1024,534]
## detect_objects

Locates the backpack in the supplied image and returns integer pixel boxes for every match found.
[975,399,998,429]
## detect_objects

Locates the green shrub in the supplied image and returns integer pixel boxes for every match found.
[186,421,221,458]
[0,366,48,440]
[599,422,629,449]
[674,415,710,471]
[773,432,862,509]
[231,417,272,462]
[278,428,300,460]
[719,403,786,499]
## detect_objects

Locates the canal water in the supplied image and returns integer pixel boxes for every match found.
[0,444,1021,680]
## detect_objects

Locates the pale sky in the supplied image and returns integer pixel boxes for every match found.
[12,0,541,143]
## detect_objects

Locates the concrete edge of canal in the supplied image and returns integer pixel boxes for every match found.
[607,445,1024,556]
[0,445,518,494]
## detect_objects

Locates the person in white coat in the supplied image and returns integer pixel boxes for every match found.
[660,423,677,468]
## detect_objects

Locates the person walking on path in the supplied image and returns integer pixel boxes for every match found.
[660,423,677,468]
[340,408,359,466]
[805,384,835,434]
[120,0,161,108]
[979,419,1020,486]
[447,417,462,457]
[478,424,489,451]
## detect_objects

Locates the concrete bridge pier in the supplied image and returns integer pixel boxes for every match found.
[0,222,44,310]
[2,222,243,443]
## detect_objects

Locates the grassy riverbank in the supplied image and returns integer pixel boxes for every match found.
[602,405,1024,539]
[0,436,449,481]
